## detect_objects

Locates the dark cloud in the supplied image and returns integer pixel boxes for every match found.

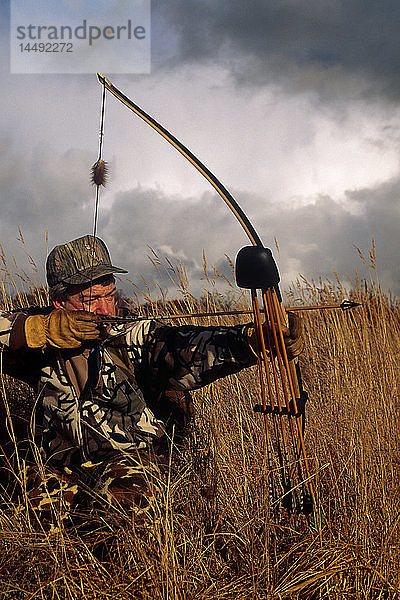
[252,180,400,294]
[98,179,400,297]
[100,186,238,294]
[0,141,95,291]
[153,0,400,99]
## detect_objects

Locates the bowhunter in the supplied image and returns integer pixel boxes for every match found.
[0,234,303,526]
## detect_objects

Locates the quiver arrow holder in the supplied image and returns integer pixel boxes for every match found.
[236,246,316,523]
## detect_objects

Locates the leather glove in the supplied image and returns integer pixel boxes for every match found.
[24,309,101,349]
[247,312,304,360]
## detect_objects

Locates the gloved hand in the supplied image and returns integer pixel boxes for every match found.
[24,309,101,349]
[247,312,304,360]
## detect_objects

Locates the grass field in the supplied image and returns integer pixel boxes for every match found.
[0,247,398,599]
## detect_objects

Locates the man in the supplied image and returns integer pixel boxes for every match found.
[0,234,303,524]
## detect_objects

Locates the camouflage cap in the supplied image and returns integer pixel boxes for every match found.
[46,235,128,287]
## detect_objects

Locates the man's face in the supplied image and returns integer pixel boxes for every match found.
[53,280,116,317]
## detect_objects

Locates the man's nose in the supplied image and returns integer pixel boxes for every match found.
[93,298,109,315]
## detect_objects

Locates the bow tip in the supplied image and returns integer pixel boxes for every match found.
[97,72,109,85]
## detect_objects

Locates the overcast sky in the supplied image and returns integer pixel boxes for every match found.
[1,1,400,303]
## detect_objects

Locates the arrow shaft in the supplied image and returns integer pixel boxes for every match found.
[101,302,356,324]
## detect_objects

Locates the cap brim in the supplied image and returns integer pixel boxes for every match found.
[62,263,128,285]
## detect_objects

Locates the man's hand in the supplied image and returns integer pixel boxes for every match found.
[24,309,101,349]
[281,312,304,360]
[247,312,304,360]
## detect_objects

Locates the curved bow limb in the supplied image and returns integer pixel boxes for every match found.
[97,73,262,246]
[96,72,320,527]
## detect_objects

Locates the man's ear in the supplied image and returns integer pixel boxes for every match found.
[52,299,64,310]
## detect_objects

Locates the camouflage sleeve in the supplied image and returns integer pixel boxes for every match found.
[0,311,40,385]
[0,312,27,350]
[125,320,257,392]
[0,306,53,353]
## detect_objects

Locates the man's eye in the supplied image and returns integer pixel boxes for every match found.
[82,296,114,303]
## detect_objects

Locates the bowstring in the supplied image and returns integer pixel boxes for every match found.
[88,80,107,311]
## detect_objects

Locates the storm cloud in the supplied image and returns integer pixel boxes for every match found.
[153,1,400,101]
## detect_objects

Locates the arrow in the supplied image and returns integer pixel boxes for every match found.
[100,299,361,325]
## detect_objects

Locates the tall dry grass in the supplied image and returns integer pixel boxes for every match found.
[0,243,398,599]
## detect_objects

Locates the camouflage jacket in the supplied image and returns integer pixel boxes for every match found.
[0,310,256,469]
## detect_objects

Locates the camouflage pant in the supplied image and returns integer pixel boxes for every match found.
[24,450,169,528]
